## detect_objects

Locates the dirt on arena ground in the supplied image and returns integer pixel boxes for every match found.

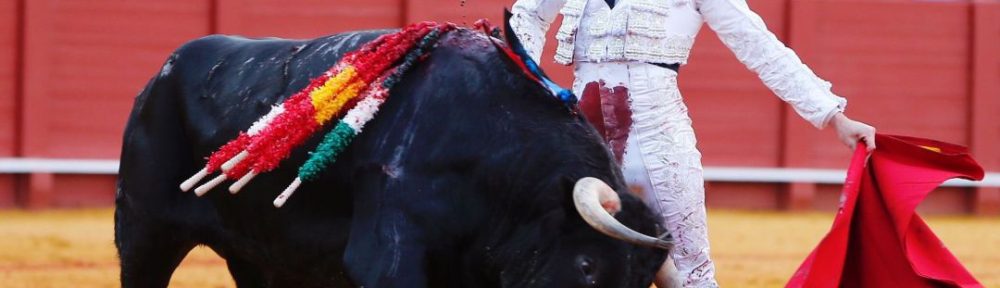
[1,208,997,287]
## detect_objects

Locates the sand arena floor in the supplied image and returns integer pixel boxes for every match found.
[1,208,997,287]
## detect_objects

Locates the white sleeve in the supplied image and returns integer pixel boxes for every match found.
[698,0,846,128]
[510,0,567,63]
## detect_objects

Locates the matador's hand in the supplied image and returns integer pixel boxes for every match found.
[830,113,876,152]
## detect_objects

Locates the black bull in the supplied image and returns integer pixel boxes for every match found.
[116,28,668,287]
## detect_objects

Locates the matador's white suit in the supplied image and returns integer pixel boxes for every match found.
[510,0,847,286]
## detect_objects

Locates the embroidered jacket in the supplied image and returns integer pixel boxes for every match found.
[510,0,848,128]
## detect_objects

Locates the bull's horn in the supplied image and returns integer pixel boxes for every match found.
[573,177,673,250]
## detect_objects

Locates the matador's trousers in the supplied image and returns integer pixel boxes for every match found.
[573,61,719,287]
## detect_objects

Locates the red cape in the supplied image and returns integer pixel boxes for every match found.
[786,134,984,288]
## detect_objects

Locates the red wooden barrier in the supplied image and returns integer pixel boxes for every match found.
[683,0,789,209]
[972,2,1000,215]
[0,0,19,207]
[18,0,214,207]
[215,0,403,38]
[22,0,213,159]
[783,0,975,211]
[0,0,994,213]
[404,0,508,25]
[785,0,971,167]
[785,0,973,168]
[684,0,788,168]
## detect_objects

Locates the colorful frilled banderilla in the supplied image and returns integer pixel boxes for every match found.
[179,22,454,207]
[272,28,448,207]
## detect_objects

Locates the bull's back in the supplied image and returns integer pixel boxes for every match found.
[171,31,390,153]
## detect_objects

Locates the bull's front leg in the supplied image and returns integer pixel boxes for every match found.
[343,208,429,288]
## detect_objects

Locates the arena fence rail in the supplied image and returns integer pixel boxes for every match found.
[1,157,997,187]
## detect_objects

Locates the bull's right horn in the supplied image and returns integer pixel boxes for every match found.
[573,177,673,250]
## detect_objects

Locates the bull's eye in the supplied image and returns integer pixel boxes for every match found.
[580,259,593,275]
[576,255,596,277]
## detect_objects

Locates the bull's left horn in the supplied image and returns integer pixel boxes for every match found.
[573,177,673,250]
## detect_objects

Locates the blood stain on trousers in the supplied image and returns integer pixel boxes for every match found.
[579,80,632,165]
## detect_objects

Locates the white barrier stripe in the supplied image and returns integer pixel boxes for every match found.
[0,158,119,174]
[703,167,1000,187]
[0,158,997,187]
[704,167,848,184]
